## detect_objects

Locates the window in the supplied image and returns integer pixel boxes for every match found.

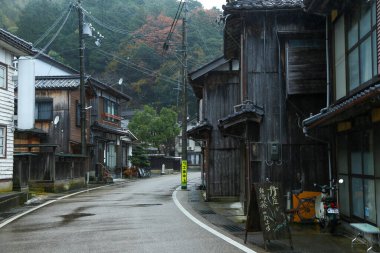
[338,127,380,224]
[0,126,6,158]
[346,0,377,91]
[0,64,6,89]
[334,0,378,99]
[103,98,119,123]
[334,16,346,100]
[35,99,53,121]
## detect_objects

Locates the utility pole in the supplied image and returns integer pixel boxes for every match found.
[181,0,188,190]
[78,0,86,156]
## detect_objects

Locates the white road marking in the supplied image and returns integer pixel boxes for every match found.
[0,185,109,229]
[172,187,258,253]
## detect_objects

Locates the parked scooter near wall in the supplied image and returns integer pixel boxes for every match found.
[314,179,344,233]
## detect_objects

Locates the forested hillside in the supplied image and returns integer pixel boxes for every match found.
[0,0,224,113]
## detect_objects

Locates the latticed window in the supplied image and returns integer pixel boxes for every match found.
[333,0,378,99]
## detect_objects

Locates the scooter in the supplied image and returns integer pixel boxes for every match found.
[314,179,343,233]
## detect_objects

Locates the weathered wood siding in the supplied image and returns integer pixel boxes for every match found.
[34,89,70,153]
[204,72,242,198]
[0,48,15,186]
[69,89,81,144]
[245,12,328,192]
[286,47,326,94]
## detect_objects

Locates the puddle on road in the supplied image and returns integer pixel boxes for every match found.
[59,212,95,224]
[128,203,162,207]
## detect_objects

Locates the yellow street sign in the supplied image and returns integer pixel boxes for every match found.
[181,160,187,189]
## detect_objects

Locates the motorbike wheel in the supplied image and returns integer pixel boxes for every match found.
[329,217,338,233]
[319,218,329,229]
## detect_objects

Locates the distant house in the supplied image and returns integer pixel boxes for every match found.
[0,29,34,192]
[13,51,136,191]
[303,0,380,225]
[175,121,203,168]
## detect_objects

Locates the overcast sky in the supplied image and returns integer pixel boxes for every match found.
[197,0,226,9]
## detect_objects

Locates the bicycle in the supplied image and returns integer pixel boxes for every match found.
[286,189,316,223]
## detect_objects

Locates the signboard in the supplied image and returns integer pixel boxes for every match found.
[181,160,187,189]
[245,182,293,250]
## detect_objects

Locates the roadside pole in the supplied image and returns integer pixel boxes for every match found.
[181,0,188,190]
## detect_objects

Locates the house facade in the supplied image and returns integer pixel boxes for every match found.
[0,29,33,192]
[189,0,331,208]
[12,50,135,191]
[188,57,241,200]
[303,0,380,225]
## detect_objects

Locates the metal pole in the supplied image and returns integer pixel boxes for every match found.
[181,0,188,190]
[78,0,86,156]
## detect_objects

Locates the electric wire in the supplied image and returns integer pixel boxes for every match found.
[33,3,74,47]
[163,0,184,52]
[96,48,178,86]
[80,6,130,35]
[33,4,74,59]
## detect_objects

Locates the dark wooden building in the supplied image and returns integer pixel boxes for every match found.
[189,57,241,201]
[190,0,332,208]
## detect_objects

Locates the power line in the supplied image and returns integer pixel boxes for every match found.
[33,3,74,47]
[33,3,74,59]
[163,0,184,52]
[80,6,130,35]
[95,48,178,86]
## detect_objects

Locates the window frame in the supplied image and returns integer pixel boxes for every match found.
[0,125,6,158]
[35,98,53,121]
[0,63,7,90]
[345,0,378,93]
[103,98,120,123]
[337,124,380,224]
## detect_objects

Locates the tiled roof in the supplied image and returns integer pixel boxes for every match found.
[91,121,130,136]
[303,83,380,129]
[187,121,213,139]
[35,76,80,89]
[0,28,34,55]
[219,101,264,126]
[223,0,304,11]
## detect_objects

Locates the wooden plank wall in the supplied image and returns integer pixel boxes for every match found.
[204,72,242,198]
[245,12,328,193]
[35,90,70,153]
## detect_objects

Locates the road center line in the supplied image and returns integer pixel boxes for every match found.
[172,187,257,253]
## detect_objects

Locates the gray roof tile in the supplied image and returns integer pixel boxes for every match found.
[35,76,80,89]
[223,0,304,11]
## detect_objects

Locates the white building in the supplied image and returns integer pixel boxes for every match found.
[0,29,34,192]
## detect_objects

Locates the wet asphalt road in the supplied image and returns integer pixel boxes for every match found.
[0,172,246,253]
